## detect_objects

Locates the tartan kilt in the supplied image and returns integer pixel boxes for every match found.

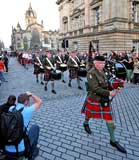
[108,78,124,90]
[81,97,113,121]
[69,68,78,79]
[33,66,40,75]
[22,58,29,65]
[39,68,45,73]
[44,70,53,81]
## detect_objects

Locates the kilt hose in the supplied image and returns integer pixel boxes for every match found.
[81,97,113,121]
[69,68,78,79]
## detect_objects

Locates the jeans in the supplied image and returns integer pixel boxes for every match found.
[28,125,40,156]
[134,73,139,84]
[0,71,6,81]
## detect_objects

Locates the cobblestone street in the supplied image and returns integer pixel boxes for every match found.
[0,57,139,160]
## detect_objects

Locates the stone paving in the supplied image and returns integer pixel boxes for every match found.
[0,57,139,160]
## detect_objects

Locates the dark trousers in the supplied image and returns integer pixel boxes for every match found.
[28,124,40,156]
[134,73,139,84]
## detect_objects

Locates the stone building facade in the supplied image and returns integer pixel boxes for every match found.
[57,0,139,53]
[11,3,59,51]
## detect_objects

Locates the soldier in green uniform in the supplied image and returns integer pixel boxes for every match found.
[81,55,127,154]
[42,51,57,94]
[33,52,44,84]
[67,51,82,89]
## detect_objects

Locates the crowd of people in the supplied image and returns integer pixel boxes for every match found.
[0,51,9,85]
[16,50,88,94]
[15,49,139,90]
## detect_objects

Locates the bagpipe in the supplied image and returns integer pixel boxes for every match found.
[104,68,124,91]
[88,41,96,62]
[104,59,126,90]
[105,59,126,80]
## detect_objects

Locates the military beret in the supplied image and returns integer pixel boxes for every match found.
[94,55,105,61]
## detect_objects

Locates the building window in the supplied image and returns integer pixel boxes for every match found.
[44,37,49,44]
[74,0,84,8]
[79,29,83,34]
[51,40,54,48]
[96,7,100,25]
[73,42,78,50]
[17,43,21,48]
[133,41,139,52]
[17,37,20,41]
[63,23,68,33]
[74,0,79,8]
[79,14,85,29]
[132,1,139,22]
[92,40,99,51]
[70,18,74,31]
[90,9,94,26]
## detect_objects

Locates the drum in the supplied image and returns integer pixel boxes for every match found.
[73,65,78,68]
[39,66,44,73]
[78,68,87,77]
[46,66,52,70]
[51,70,61,80]
[79,64,86,68]
[59,63,67,72]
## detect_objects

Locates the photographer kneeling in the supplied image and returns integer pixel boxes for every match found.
[4,91,42,159]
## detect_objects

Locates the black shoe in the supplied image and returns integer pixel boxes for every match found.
[44,86,47,91]
[3,80,8,82]
[83,123,92,134]
[68,83,72,87]
[78,86,83,90]
[52,90,56,94]
[62,80,66,83]
[110,141,127,154]
[32,147,39,160]
[36,79,39,83]
[41,81,44,85]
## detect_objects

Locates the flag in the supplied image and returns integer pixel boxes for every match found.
[88,41,92,62]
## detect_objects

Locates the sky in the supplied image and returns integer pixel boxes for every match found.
[0,0,60,48]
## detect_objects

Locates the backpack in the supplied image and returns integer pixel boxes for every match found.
[0,106,33,159]
[0,103,14,113]
[0,107,24,152]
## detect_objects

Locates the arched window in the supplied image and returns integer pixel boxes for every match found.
[44,37,49,44]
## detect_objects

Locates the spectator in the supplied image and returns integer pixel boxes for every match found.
[122,57,134,83]
[0,56,7,82]
[133,58,139,84]
[3,51,9,72]
[4,91,42,159]
[0,95,16,113]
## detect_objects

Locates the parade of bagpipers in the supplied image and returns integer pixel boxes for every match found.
[0,0,139,160]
